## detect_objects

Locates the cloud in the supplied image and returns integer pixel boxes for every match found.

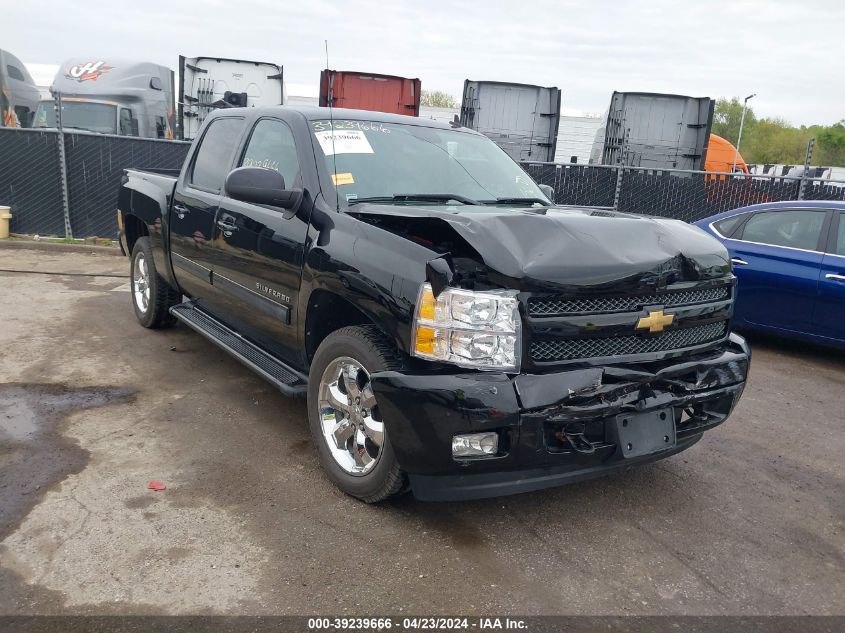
[6,0,843,125]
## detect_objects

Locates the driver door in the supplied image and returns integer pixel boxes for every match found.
[206,117,311,364]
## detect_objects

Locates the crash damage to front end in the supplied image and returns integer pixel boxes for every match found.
[373,336,748,500]
[353,204,751,500]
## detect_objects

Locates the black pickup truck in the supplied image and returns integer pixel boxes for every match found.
[118,106,750,502]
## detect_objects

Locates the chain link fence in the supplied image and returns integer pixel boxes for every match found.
[63,133,190,237]
[0,128,189,239]
[522,162,845,223]
[0,128,67,235]
[2,126,845,239]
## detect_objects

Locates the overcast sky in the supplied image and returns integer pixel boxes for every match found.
[6,0,843,125]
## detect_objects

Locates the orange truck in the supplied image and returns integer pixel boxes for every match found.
[705,134,749,174]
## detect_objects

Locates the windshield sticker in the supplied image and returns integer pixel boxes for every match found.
[331,172,355,186]
[315,130,374,156]
[312,120,392,134]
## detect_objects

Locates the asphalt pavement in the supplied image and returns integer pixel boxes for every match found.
[0,244,842,616]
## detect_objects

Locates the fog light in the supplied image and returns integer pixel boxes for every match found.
[452,432,498,458]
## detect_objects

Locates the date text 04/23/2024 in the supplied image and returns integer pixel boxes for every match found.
[307,618,528,631]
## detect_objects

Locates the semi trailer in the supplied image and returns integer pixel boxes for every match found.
[459,80,561,162]
[320,70,420,116]
[589,92,715,171]
[179,56,286,140]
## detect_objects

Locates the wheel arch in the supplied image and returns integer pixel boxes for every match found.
[123,213,149,255]
[304,289,388,365]
[303,288,414,367]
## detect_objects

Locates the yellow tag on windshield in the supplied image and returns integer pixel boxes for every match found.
[331,172,355,186]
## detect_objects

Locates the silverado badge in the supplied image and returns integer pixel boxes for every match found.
[636,310,675,333]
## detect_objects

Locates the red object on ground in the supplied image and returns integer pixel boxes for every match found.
[147,481,166,491]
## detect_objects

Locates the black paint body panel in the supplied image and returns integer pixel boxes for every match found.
[116,105,751,500]
[372,334,749,500]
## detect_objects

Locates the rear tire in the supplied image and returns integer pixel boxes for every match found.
[130,236,180,328]
[307,325,406,503]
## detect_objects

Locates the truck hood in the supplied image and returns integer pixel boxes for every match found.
[349,204,731,292]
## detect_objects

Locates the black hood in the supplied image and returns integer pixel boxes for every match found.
[350,205,731,293]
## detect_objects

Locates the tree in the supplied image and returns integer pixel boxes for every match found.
[712,98,845,166]
[816,120,845,166]
[712,97,756,147]
[743,118,805,164]
[420,90,458,108]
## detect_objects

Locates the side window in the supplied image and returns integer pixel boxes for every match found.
[119,108,134,136]
[14,106,31,127]
[713,214,746,238]
[835,214,845,256]
[6,64,25,81]
[239,119,301,189]
[190,117,243,191]
[739,210,826,251]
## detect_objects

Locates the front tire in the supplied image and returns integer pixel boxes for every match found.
[130,236,180,328]
[307,325,406,503]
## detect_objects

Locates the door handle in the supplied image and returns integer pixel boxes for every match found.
[217,219,238,236]
[825,273,845,283]
[173,204,190,219]
[731,257,749,266]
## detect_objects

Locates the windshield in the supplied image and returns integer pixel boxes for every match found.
[310,119,550,208]
[32,100,117,134]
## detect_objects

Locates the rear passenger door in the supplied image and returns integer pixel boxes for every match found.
[207,116,311,364]
[169,116,243,303]
[815,211,845,342]
[728,208,828,332]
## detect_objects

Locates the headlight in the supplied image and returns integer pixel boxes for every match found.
[411,283,521,372]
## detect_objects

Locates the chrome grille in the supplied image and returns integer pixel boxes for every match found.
[530,321,727,362]
[528,285,730,317]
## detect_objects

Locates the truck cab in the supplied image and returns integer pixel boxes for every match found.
[0,48,40,128]
[33,58,175,138]
[32,97,140,135]
[117,106,750,503]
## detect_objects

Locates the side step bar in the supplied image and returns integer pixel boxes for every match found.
[170,303,307,398]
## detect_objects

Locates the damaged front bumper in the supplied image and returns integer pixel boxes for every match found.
[371,333,750,501]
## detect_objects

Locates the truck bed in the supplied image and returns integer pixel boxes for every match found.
[123,167,178,197]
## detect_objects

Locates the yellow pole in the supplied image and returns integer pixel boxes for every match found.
[0,206,12,239]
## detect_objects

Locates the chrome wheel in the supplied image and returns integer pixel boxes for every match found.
[317,356,385,476]
[133,252,150,314]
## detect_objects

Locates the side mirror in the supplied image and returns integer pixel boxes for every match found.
[224,167,303,211]
[538,184,555,202]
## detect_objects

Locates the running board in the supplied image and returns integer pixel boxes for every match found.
[170,303,307,397]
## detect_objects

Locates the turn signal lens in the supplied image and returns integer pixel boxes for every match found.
[414,326,436,355]
[418,287,436,321]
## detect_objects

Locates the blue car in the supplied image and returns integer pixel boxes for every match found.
[695,200,845,349]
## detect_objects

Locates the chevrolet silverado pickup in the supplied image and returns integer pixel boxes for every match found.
[118,106,750,502]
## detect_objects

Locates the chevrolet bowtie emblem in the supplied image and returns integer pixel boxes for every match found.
[636,310,675,333]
